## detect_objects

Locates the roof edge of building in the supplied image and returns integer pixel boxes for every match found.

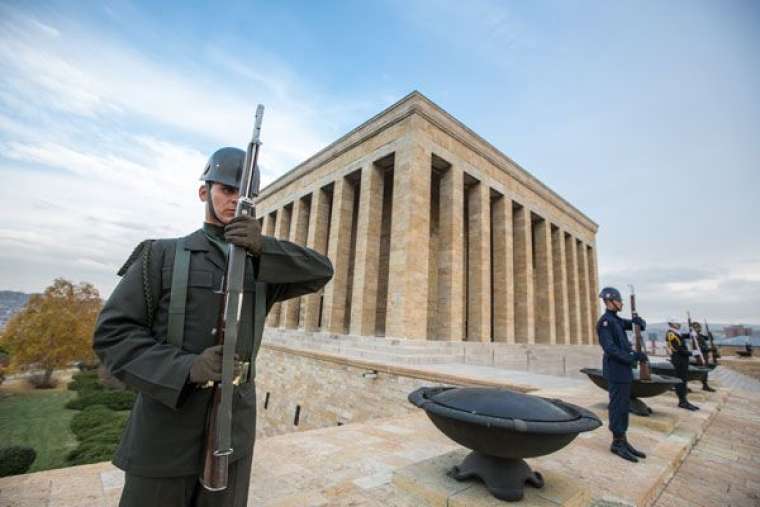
[258,90,598,233]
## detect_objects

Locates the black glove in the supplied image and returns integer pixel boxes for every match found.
[632,315,646,330]
[635,351,649,363]
[224,215,263,256]
[189,345,223,384]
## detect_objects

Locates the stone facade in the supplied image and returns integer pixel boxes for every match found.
[256,91,600,344]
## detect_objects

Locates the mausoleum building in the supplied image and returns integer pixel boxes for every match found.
[255,91,599,344]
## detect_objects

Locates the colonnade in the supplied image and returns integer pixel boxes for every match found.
[259,142,599,344]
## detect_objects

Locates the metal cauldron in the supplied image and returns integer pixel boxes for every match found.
[409,386,601,501]
[580,367,682,416]
[650,361,711,381]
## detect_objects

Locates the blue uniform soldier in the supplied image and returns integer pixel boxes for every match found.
[596,287,649,463]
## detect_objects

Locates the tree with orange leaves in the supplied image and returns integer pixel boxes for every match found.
[0,279,102,388]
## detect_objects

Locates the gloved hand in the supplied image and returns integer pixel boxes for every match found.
[224,215,263,256]
[189,345,223,384]
[635,351,649,363]
[632,315,646,330]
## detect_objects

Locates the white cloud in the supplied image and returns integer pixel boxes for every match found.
[0,5,384,296]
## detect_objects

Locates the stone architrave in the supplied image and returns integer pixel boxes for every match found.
[533,216,556,344]
[436,164,464,341]
[552,227,571,344]
[283,196,311,329]
[467,180,491,342]
[577,240,591,344]
[322,177,356,335]
[565,233,581,344]
[491,195,514,343]
[349,162,385,336]
[385,135,431,340]
[302,187,331,332]
[513,205,535,343]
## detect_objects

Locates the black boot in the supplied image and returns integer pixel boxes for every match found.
[611,439,638,462]
[678,401,700,411]
[625,439,647,459]
[702,384,716,392]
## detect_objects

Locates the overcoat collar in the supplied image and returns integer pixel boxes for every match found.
[182,229,226,270]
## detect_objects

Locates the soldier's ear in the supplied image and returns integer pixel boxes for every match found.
[199,184,209,202]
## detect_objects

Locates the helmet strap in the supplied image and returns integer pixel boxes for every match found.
[206,183,223,224]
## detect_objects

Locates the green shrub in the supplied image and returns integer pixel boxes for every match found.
[66,441,118,466]
[67,370,103,392]
[69,405,125,439]
[0,446,36,477]
[65,389,136,411]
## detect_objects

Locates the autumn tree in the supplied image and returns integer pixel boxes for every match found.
[0,279,102,388]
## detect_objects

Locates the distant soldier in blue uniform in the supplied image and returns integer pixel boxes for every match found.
[596,287,649,462]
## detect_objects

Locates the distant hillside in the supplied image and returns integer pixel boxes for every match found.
[0,291,31,329]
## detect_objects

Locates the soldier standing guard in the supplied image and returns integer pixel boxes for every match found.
[665,318,700,411]
[596,287,649,463]
[690,322,715,392]
[93,147,334,507]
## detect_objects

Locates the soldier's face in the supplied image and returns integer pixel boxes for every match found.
[199,183,239,225]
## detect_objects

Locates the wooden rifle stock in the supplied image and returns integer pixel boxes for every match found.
[629,287,650,381]
[200,277,229,491]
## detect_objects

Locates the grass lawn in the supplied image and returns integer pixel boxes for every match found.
[0,388,78,473]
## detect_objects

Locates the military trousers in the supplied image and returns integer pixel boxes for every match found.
[608,382,631,436]
[119,449,254,507]
[670,356,689,402]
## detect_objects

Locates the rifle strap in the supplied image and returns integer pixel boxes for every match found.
[167,238,190,348]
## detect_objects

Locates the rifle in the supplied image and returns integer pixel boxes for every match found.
[705,320,719,361]
[687,311,705,366]
[200,105,265,491]
[628,285,650,381]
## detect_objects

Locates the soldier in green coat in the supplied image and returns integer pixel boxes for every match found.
[93,147,333,507]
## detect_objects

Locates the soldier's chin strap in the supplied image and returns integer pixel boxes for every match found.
[206,183,223,224]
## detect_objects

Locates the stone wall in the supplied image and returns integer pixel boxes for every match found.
[254,346,447,439]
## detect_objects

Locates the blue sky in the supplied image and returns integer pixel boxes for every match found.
[0,0,758,323]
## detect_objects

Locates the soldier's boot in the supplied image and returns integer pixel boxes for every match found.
[610,439,638,463]
[624,439,646,459]
[678,401,700,411]
[702,382,716,392]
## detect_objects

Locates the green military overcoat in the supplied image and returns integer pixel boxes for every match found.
[93,228,333,477]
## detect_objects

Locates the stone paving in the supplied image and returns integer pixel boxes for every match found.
[0,361,757,506]
[654,389,760,507]
[710,365,760,393]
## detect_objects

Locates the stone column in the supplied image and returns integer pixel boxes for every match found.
[552,227,570,344]
[322,177,355,335]
[577,240,591,344]
[491,195,514,343]
[437,164,465,341]
[386,137,431,340]
[283,196,311,329]
[264,210,277,236]
[349,162,384,336]
[533,216,556,344]
[513,205,535,343]
[565,233,581,344]
[302,187,331,332]
[467,180,491,342]
[267,205,291,328]
[586,244,599,343]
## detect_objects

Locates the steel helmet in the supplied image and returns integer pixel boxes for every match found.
[200,147,245,189]
[598,287,622,302]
